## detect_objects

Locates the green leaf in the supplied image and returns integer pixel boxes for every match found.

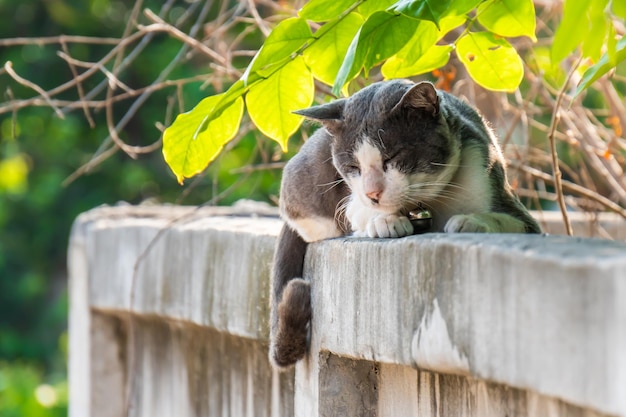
[391,0,480,24]
[456,32,523,92]
[246,56,314,150]
[333,11,418,94]
[447,0,483,16]
[361,13,418,70]
[551,0,592,64]
[380,20,440,77]
[299,0,360,21]
[382,44,453,78]
[163,93,244,184]
[556,0,612,63]
[246,17,313,80]
[358,0,396,18]
[613,0,626,20]
[581,0,609,61]
[575,36,626,96]
[607,22,618,66]
[477,0,537,41]
[437,15,468,40]
[391,0,452,26]
[304,13,364,86]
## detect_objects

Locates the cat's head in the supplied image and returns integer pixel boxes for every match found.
[295,80,461,214]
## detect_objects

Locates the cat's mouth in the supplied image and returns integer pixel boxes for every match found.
[368,198,427,218]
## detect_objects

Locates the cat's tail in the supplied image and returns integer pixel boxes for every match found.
[269,224,311,370]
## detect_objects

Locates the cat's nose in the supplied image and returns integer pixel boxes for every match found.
[366,191,381,204]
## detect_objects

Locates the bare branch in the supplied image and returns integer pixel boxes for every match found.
[3,61,65,119]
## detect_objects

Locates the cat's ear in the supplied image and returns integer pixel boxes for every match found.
[293,99,346,120]
[293,99,346,135]
[394,82,439,117]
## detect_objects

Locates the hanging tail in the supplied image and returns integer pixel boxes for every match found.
[269,224,311,369]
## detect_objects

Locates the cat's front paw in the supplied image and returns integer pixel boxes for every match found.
[445,214,490,233]
[270,278,311,370]
[366,213,414,238]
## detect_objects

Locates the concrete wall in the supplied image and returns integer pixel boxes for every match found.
[68,204,626,417]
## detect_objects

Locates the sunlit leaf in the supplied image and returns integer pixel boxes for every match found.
[333,11,418,95]
[613,0,626,20]
[456,32,523,92]
[246,17,313,79]
[436,15,467,40]
[163,93,244,184]
[575,36,626,96]
[247,56,314,150]
[391,0,450,25]
[299,0,359,21]
[551,0,591,64]
[581,0,609,61]
[606,22,618,66]
[0,154,29,194]
[304,13,364,86]
[383,44,453,78]
[380,21,440,77]
[477,0,537,41]
[358,0,396,18]
[444,0,483,16]
[391,0,480,25]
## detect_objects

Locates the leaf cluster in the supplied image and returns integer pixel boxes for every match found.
[164,0,539,183]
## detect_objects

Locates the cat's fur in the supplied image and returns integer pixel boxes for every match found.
[269,79,540,370]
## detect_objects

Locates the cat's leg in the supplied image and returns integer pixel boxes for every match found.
[346,197,413,238]
[444,212,528,233]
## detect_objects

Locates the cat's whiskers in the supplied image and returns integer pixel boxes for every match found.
[334,195,352,231]
[402,182,465,212]
[317,178,345,194]
[407,181,466,191]
[429,161,471,168]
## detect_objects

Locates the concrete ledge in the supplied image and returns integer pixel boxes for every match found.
[304,233,626,415]
[68,205,626,417]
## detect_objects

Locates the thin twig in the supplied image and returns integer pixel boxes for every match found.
[60,42,95,127]
[0,74,211,114]
[4,61,65,119]
[0,35,122,46]
[546,58,581,236]
[142,10,230,67]
[510,161,626,218]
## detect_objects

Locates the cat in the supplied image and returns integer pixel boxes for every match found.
[269,79,540,370]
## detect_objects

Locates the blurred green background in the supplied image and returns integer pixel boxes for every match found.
[0,1,286,415]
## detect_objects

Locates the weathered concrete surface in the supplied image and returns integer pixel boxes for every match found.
[68,204,292,417]
[68,204,626,417]
[304,232,626,415]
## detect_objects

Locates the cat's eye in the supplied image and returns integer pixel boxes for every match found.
[345,163,360,175]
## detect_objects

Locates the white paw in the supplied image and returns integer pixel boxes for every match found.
[366,213,414,238]
[444,214,490,233]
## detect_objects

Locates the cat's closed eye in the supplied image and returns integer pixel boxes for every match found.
[344,163,361,175]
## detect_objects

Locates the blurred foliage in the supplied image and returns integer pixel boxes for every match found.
[0,0,285,414]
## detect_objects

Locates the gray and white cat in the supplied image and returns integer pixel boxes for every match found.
[269,79,540,369]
